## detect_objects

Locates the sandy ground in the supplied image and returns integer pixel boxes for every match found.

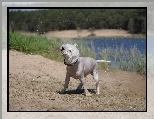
[44,29,133,39]
[8,50,146,111]
[2,50,154,119]
[21,29,133,39]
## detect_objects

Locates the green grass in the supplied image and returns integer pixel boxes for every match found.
[9,31,64,62]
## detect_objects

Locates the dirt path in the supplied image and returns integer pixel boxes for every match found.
[9,50,146,111]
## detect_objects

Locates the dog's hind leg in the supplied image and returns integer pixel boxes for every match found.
[93,70,100,95]
[76,82,83,90]
[80,76,91,96]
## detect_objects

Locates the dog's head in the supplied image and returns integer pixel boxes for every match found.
[60,43,79,65]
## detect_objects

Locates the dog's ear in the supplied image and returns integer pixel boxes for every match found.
[74,43,78,47]
[61,46,65,51]
[60,43,64,48]
[62,43,65,46]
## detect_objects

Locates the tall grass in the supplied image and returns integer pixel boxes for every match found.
[9,32,146,74]
[9,31,64,62]
[99,44,146,74]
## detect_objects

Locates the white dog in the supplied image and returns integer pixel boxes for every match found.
[60,43,110,96]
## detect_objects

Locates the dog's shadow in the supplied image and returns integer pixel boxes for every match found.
[58,89,96,95]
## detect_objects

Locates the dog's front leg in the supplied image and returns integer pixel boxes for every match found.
[61,72,70,94]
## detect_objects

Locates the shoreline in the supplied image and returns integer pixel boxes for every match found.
[44,29,146,39]
[72,35,146,40]
[20,29,146,39]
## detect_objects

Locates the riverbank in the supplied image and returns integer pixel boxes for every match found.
[45,29,145,39]
[21,29,146,39]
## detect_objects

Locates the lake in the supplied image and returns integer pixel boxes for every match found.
[85,38,146,59]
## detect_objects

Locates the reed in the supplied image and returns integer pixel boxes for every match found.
[99,44,146,74]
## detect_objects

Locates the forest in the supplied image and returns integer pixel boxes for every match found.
[9,9,146,34]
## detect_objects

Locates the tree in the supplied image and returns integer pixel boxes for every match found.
[141,17,146,33]
[9,9,146,34]
[127,18,135,35]
[21,22,28,32]
[9,21,16,32]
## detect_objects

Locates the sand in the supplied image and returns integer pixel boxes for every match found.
[21,29,135,39]
[8,50,146,111]
[2,49,154,119]
[44,29,132,39]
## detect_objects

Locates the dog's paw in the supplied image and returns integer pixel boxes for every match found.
[85,93,92,96]
[96,92,100,95]
[60,89,66,94]
[84,92,92,96]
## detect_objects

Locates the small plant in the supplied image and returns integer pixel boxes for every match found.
[76,27,82,37]
[99,48,110,69]
[88,27,95,37]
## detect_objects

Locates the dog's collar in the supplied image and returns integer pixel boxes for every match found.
[64,59,78,66]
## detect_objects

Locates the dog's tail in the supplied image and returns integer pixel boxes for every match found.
[96,60,111,63]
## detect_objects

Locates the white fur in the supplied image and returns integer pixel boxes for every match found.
[60,43,110,96]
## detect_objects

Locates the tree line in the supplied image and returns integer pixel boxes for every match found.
[9,9,146,34]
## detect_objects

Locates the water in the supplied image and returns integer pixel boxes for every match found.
[85,38,146,59]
